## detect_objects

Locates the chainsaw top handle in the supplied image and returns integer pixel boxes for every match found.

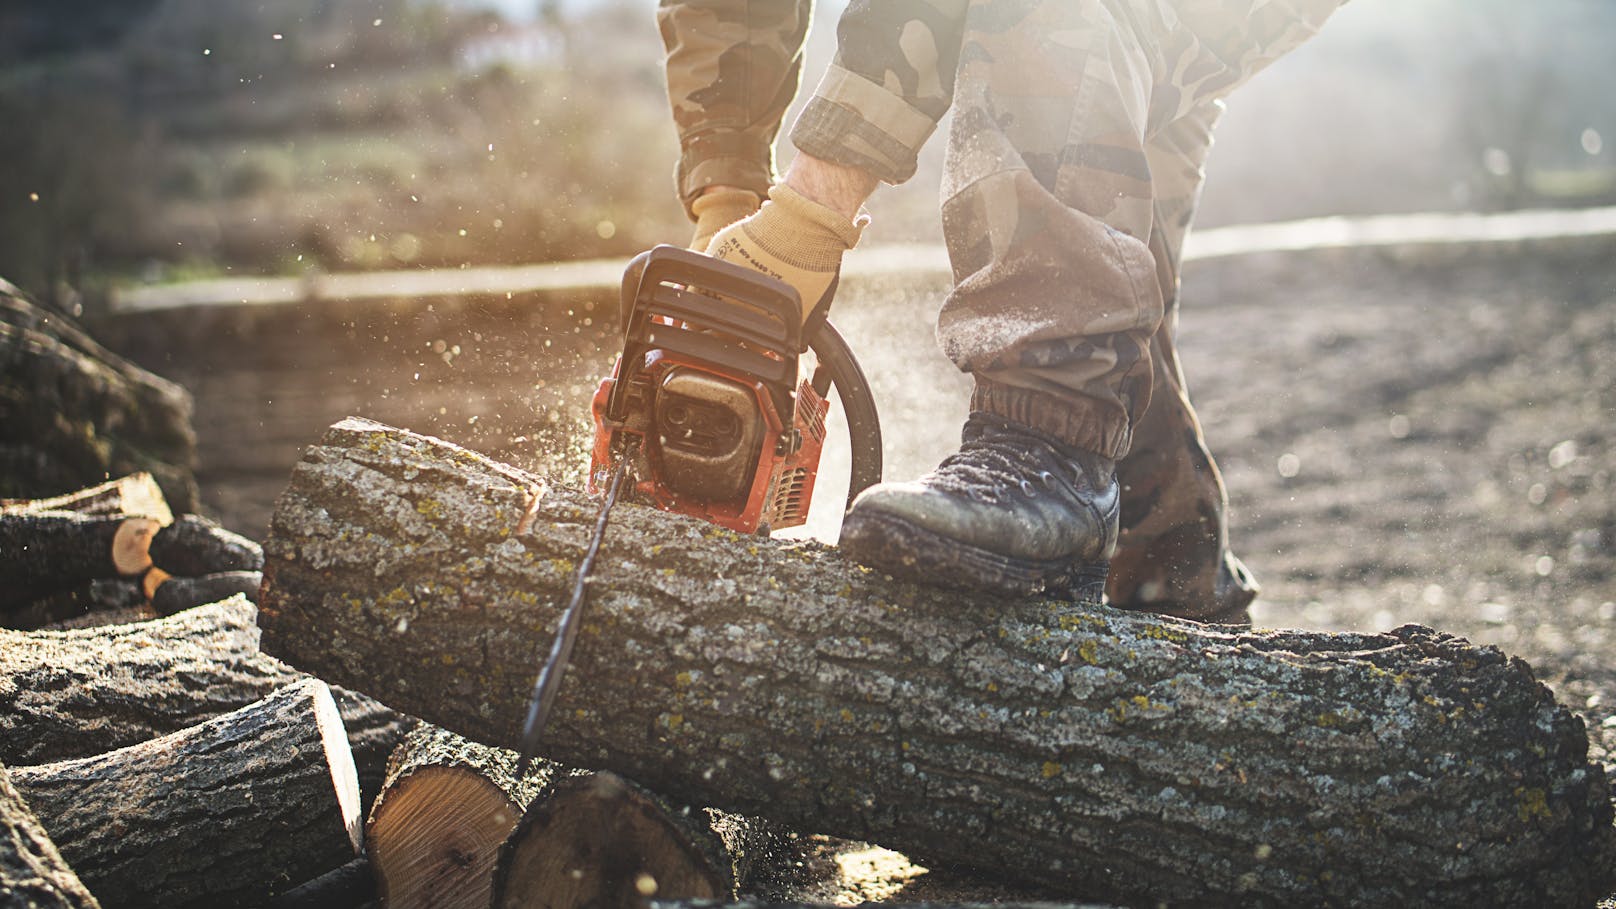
[609,246,803,424]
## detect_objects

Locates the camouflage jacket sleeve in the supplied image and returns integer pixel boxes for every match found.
[658,0,812,215]
[790,0,968,185]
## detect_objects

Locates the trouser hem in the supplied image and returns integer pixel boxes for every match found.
[971,378,1131,460]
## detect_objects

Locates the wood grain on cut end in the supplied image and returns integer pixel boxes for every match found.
[109,517,159,576]
[493,772,724,909]
[0,473,173,526]
[369,767,523,909]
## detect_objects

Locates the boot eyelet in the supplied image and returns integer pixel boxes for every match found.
[1039,471,1057,488]
[1019,478,1036,497]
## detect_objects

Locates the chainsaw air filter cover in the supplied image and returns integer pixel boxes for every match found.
[654,366,765,503]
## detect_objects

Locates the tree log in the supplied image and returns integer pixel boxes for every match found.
[1,472,172,525]
[0,292,196,511]
[148,570,262,616]
[0,597,415,808]
[0,763,100,909]
[647,904,1089,909]
[492,771,796,908]
[263,857,375,909]
[148,515,263,577]
[258,419,1616,907]
[366,724,557,909]
[1,476,167,630]
[11,579,147,632]
[0,512,159,616]
[10,680,362,909]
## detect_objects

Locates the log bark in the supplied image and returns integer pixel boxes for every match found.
[258,419,1616,907]
[0,763,100,909]
[0,292,196,511]
[148,569,263,615]
[11,579,147,632]
[10,680,362,909]
[263,857,375,909]
[148,515,263,576]
[366,724,558,909]
[0,597,415,808]
[1,477,168,630]
[647,904,1088,909]
[1,472,172,525]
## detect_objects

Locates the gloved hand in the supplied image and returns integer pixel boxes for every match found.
[689,187,760,253]
[705,184,866,322]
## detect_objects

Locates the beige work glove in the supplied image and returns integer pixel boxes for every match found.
[689,188,761,254]
[706,184,867,322]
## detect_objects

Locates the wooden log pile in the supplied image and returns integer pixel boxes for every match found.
[8,410,1616,907]
[1,472,812,908]
[0,286,197,511]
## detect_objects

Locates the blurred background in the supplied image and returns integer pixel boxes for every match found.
[1,0,1613,306]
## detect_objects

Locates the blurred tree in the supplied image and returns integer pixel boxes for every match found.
[0,77,148,307]
[0,0,162,60]
[1452,0,1616,209]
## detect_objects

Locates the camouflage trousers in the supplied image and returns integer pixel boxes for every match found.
[662,0,1344,619]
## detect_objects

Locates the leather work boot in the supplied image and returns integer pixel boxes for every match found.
[838,413,1119,601]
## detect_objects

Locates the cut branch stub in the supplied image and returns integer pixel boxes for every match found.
[259,418,1616,907]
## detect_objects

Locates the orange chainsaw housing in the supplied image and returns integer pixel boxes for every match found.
[588,246,831,535]
[588,351,828,534]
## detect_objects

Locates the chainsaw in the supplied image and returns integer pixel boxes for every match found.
[515,245,883,773]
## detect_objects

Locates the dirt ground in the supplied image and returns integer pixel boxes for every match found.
[96,234,1615,904]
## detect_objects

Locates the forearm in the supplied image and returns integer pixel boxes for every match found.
[782,153,877,220]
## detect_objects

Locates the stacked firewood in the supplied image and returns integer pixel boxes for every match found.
[0,475,820,908]
[0,288,826,908]
[0,476,391,908]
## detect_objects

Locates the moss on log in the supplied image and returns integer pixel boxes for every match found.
[258,418,1616,907]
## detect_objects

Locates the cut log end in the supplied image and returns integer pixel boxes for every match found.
[493,772,725,909]
[110,516,159,576]
[313,680,364,855]
[368,767,522,909]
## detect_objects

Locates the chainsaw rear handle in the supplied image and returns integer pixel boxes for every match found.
[618,247,883,510]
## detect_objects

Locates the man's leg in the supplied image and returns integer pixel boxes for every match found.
[832,0,1342,605]
[1105,99,1259,623]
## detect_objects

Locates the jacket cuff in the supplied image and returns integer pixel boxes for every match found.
[789,64,940,186]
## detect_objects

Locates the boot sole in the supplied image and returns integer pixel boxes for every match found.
[839,509,1109,604]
